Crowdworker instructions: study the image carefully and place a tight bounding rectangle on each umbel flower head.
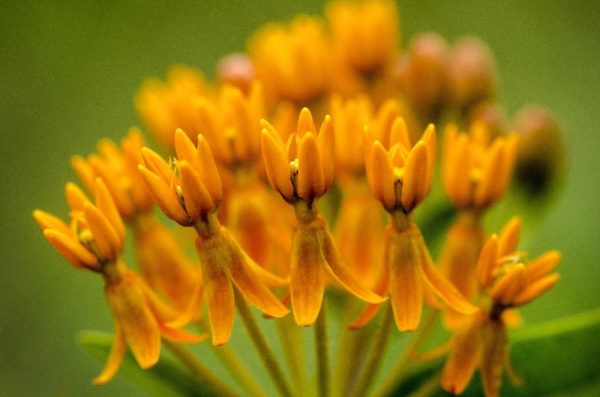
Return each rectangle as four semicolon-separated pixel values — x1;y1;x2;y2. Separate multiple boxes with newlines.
33;179;203;384
140;129;289;345
262;107;386;326
441;217;561;397
352;120;477;331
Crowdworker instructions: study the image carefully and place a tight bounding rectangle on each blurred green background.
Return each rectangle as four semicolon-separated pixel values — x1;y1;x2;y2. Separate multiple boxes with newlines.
1;1;599;395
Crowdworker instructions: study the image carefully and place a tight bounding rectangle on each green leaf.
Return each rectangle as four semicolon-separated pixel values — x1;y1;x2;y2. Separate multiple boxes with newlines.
388;309;600;396
78;330;219;397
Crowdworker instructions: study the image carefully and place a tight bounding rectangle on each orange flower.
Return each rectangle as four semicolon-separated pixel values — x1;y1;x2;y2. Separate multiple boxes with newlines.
326;0;398;76
441;217;561;396
353;121;477;331
261;108;386;326
72;130;200;314
249;16;330;104
135;65;207;149
140;130;289;345
33;179;203;384
442;122;518;210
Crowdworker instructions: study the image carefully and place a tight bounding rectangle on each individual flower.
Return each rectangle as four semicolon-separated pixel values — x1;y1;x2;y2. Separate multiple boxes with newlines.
139;129;289;345
326;0;398;77
33;179;202;384
261;107;386;326
249;16;330;105
442;122;518;211
352;119;477;331
441;217;561;396
135;65;207;149
71;129;200;314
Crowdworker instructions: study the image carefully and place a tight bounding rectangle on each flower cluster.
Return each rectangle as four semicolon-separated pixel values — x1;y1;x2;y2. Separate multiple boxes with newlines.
34;1;563;396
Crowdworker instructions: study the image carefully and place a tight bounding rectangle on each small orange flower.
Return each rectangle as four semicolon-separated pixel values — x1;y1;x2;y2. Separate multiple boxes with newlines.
442;122;518;210
135;65;207;149
72;129;200;314
249;17;330;104
353;121;477;331
33;179;203;384
140;130;289;345
326;0;398;76
261;108;386;326
441;217;561;396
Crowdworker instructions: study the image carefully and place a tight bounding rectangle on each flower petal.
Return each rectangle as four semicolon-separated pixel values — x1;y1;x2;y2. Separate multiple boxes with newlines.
195;235;235;346
370;141;396;210
179;160;215;220
93;324;126;385
290;223;326;326
297;132;325;201
481;321;508;397
476;234;499;288
320;224;387;304
513;273;560;306
317;115;334;189
441;316;482;394
497;217;521;258
84;202;120;261
523;250;560;285
401;140;428;212
43;229;98;269
138;165;191;225
196;135;223;203
388;227;424;331
261;129;294;200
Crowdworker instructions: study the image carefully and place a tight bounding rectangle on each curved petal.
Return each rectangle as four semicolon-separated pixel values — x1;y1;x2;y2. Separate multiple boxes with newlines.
93;325;126;385
441;317;482;394
319;221;387;304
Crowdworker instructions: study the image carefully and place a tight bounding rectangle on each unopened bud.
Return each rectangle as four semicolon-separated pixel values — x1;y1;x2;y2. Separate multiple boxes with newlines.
216;53;255;93
448;37;497;110
513;105;566;197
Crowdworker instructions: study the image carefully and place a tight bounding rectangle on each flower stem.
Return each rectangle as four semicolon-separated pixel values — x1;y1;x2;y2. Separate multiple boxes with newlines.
276;314;305;390
315;303;330;397
349;304;394;397
372;310;439;397
164;340;241;397
195;320;268;397
235;292;293;397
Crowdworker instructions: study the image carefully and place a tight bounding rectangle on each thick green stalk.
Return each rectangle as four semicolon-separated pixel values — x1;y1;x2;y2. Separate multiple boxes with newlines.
315;304;330;397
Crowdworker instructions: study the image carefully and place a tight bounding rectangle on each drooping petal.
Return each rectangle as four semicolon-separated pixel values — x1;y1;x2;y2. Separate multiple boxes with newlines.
417;232;477;314
290;222;326;326
388;226;424;331
320;222;386;304
159;323;207;344
229;241;289;318
93;325;126;385
441;315;483;394
105;272;161;369
195;235;235;346
480;321;508;397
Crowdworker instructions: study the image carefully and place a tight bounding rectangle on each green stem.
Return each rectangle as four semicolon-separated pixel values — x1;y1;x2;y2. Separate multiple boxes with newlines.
332;302;371;397
195;321;268;397
235;292;293;397
164;340;241;397
276;314;305;390
349;304;394;397
372;310;439;397
315;304;330;397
